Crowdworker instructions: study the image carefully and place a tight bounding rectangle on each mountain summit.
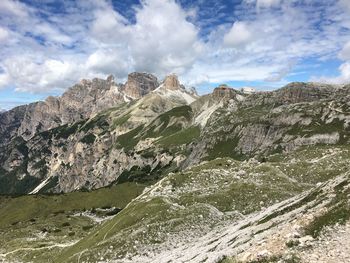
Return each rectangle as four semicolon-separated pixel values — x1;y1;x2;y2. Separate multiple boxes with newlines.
162;73;182;90
122;72;159;99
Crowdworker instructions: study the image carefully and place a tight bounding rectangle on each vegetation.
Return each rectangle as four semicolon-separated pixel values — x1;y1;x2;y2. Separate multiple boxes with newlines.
80;133;96;144
115;125;144;151
0;182;145;228
157;126;200;147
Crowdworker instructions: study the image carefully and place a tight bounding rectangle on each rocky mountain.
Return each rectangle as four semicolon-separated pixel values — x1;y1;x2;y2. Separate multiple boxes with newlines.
122;72;159;99
0;76;350;263
0;73;198;194
1;80;350;195
0;72;158;146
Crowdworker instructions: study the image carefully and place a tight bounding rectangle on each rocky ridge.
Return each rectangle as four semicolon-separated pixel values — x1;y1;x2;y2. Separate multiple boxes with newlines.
0;72;160;146
0;73;198;194
1;79;350;195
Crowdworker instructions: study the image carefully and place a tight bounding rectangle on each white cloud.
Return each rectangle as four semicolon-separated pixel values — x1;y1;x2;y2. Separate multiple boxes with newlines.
34;23;73;45
223;22;253;47
0;0;29;18
86;48;131;77
0;73;10;88
339;0;350;12
315;62;350;84
0;27;9;42
339;41;350;61
257;0;282;8
91;4;129;42
129;0;203;75
1;56;83;93
0;0;204;92
0;0;349;96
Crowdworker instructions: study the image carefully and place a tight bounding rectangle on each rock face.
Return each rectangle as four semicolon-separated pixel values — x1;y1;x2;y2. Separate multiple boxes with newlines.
0;105;27;147
162;74;181;90
212;85;238;99
274;82;335;104
1;79;350;195
123;72;159;98
47;145;350;263
0;74;160;145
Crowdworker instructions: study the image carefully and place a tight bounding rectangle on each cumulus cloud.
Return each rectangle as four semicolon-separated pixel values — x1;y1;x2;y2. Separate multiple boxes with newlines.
339;41;350;61
223;22;253;47
0;27;9;42
316;62;350;84
0;0;204;92
86;48;131;77
0;0;349;95
256;0;281;8
129;0;203;75
1;56;83;92
0;0;29;18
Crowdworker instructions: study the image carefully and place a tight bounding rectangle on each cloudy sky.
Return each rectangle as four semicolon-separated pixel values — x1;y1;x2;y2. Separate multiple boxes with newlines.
0;0;350;110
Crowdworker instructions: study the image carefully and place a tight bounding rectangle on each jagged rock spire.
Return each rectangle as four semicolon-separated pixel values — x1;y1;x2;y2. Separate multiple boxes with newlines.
162;74;181;90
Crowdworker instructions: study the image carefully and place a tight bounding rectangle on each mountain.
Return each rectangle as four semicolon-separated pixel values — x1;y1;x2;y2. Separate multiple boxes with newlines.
0;76;350;263
0;73;158;146
1;81;350;194
0;73;198;194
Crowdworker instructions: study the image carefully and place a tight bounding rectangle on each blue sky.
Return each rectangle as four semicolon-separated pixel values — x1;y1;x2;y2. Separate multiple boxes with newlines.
0;0;350;110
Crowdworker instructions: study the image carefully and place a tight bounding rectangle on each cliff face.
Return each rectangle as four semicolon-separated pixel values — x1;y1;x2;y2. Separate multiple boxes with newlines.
162;74;182;90
1;79;350;195
212;85;238;99
122;72;159;98
0;73;198;194
0;73;160;145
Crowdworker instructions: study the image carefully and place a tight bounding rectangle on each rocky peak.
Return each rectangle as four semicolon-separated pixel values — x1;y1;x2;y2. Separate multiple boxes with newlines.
123;72;159;99
212;84;238;99
106;74;115;85
275;82;334;103
187;87;199;97
162;74;182;90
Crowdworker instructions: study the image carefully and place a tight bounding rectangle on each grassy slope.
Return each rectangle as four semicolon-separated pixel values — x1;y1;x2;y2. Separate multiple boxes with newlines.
0;182;145;263
0;182;145;228
54;145;350;263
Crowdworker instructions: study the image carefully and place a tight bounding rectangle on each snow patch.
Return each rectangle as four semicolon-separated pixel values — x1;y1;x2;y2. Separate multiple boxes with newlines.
29;176;52;194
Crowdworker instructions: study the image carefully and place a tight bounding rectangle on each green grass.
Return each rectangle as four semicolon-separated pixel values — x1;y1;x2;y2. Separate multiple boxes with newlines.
111;114;130;129
304;178;350;237
115;125;144;151
205;136;244;161
0;182;145;228
305;202;350;238
80;133;96;144
157;126;200;147
144;105;193;138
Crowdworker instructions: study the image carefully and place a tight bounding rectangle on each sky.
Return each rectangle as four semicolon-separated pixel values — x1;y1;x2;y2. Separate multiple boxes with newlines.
0;0;350;110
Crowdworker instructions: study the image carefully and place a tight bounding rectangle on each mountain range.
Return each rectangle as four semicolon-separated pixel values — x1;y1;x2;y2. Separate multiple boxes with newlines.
0;73;350;263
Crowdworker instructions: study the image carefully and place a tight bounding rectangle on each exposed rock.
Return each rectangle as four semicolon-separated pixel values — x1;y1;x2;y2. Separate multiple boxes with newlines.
241;87;256;94
274;82;335;103
2;79;350;195
162;74;182;90
212;85;238;99
0;105;27;147
0;74;160;146
123;72;159;98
